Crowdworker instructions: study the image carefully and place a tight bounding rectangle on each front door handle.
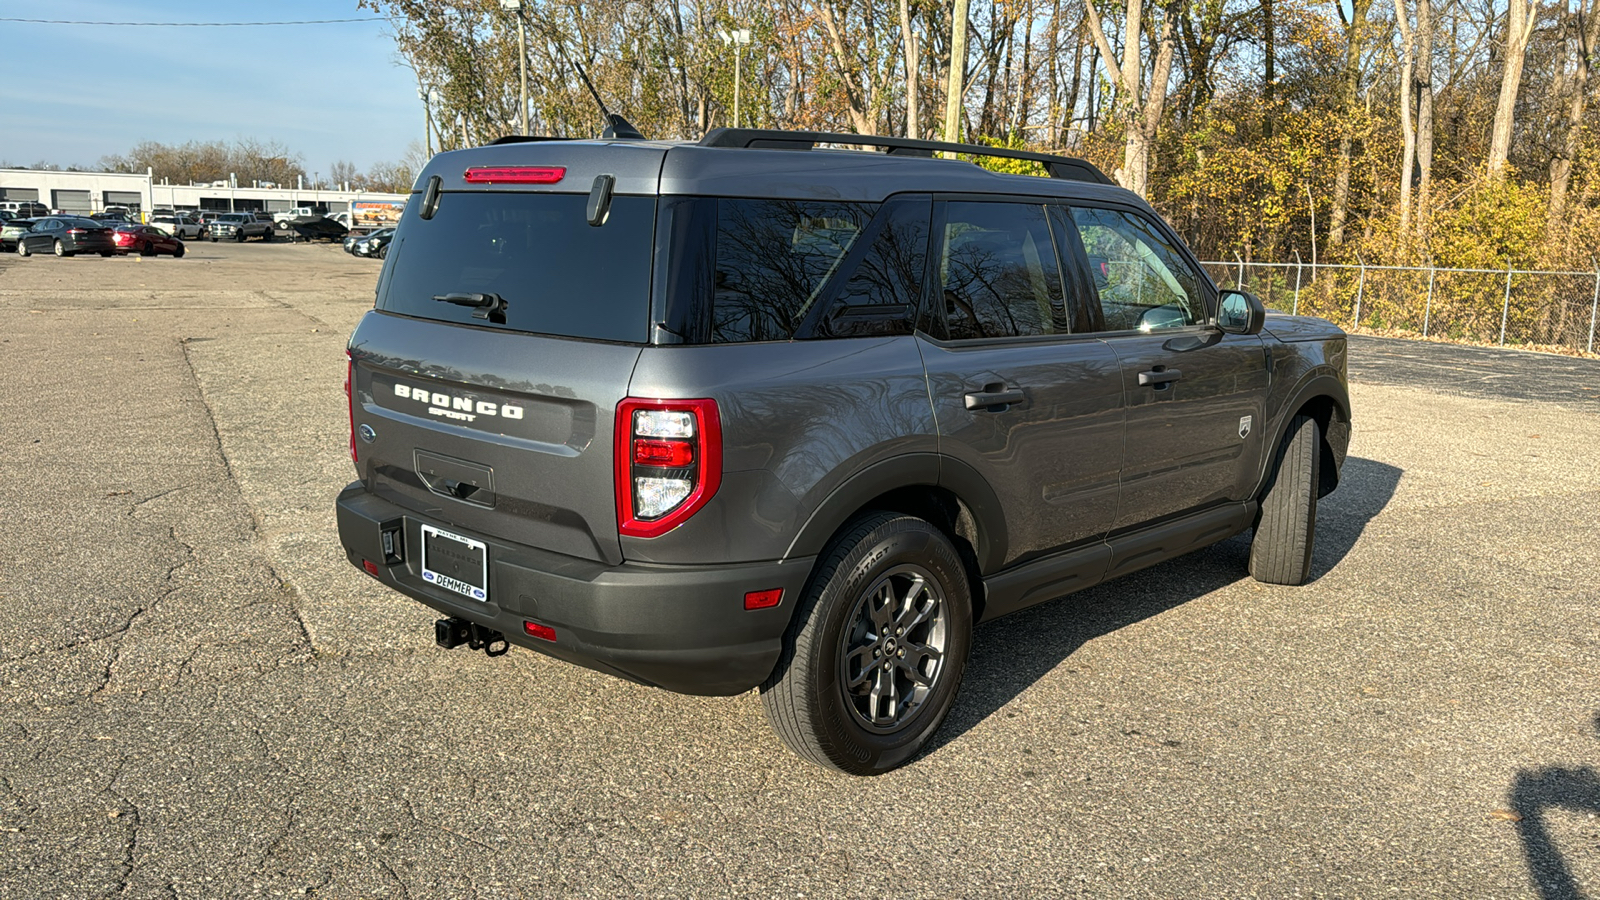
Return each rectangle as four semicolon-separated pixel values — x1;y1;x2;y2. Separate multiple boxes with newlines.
1137;368;1182;387
964;386;1026;410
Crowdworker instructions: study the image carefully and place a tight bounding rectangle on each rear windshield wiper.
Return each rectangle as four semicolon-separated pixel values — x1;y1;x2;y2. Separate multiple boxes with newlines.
434;292;508;321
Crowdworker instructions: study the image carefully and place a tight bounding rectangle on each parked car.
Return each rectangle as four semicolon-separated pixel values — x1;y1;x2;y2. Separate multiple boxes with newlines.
335;127;1352;775
207;212;273;242
351;227;395;258
91;212;131;224
15;217;116;257
0;200;48;218
112;224;185;257
149;215;203;239
342;232;360;254
0;217;35;251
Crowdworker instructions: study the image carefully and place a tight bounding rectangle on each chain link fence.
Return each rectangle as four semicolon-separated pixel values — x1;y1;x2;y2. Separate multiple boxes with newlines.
1201;258;1600;355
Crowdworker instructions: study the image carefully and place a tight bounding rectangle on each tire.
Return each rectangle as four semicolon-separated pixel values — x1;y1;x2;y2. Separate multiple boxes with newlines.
54;239;68;257
173;244;185;258
139;241;155;257
235;231;246;242
1249;414;1322;585
261;228;272;242
17;240;30;257
377;243;388;259
760;512;973;775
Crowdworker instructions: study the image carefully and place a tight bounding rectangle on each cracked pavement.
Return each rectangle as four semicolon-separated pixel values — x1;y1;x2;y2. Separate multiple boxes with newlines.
0;242;1597;898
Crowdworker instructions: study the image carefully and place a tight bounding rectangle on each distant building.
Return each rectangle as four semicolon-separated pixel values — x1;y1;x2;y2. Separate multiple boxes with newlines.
0;167;406;217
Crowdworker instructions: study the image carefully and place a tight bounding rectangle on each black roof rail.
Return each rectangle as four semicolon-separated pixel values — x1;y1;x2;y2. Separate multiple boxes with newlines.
489;135;578;145
699;128;1115;186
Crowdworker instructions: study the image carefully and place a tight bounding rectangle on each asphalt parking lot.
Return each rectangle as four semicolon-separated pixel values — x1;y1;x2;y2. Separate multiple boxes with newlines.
1;243;1596;898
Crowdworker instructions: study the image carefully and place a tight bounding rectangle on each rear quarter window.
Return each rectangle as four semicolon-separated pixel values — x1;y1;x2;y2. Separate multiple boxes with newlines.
377;191;655;344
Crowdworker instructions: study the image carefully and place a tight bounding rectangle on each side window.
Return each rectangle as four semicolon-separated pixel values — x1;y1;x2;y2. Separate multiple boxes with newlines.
1069;207;1207;332
818;195;931;338
938;201;1068;340
711;199;875;343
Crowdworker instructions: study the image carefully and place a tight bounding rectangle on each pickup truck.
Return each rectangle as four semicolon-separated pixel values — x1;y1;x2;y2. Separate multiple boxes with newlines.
273;207;324;229
206;213;274;242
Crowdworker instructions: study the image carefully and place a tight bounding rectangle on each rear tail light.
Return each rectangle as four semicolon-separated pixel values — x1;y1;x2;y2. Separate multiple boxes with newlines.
523;621;557;642
68;228;85;235
345;352;358;464
615;398;721;538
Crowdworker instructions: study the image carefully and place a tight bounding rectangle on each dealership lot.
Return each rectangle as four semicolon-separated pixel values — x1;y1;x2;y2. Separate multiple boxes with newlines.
0;244;1596;897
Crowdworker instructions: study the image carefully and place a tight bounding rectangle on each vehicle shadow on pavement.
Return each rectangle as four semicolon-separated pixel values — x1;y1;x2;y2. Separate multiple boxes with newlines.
1310;456;1403;579
1508;713;1600;900
928;455;1402;755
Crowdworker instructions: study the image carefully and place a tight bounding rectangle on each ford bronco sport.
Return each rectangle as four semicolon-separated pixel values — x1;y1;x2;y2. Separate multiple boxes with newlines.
336;128;1350;775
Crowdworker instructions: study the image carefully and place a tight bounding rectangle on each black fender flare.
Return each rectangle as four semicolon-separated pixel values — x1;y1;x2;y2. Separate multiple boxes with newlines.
1252;371;1350;499
783;453;1010;575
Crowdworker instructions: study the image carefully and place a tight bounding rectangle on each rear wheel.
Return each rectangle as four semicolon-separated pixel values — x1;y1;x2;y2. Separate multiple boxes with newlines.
17;240;30;257
761;512;972;775
1249;414;1322;585
139;240;155;256
54;240;70;257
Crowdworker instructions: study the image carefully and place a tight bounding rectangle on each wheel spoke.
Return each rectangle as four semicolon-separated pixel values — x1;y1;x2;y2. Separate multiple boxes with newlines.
844;644;876;689
868;666;898;723
868;582;895;630
900;643;943;687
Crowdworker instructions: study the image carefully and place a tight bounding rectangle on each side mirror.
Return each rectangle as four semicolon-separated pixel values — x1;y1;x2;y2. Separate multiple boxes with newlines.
1217;289;1266;335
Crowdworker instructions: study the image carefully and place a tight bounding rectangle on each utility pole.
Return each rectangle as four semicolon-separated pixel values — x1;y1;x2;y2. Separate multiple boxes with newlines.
719;28;752;127
500;0;530;136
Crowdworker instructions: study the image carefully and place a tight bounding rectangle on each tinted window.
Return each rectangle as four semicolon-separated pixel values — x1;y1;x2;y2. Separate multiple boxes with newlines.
937;201;1067;340
710;199;874;343
377;191;655;343
817;196;931;339
1070;207;1207;331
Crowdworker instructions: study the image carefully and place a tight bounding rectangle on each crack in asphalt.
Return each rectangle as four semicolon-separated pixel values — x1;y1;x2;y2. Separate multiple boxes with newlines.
178;337;318;657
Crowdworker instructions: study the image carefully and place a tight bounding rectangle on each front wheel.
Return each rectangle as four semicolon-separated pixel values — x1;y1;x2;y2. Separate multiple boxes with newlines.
173;244;185;258
761;512;972;775
1249;414;1322;585
261;228;272;242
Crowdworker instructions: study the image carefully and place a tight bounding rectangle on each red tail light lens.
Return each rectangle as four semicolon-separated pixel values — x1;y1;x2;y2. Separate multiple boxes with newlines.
463;166;565;184
615;398;721;538
523;621;557;642
345;352;358;464
68;228;85;235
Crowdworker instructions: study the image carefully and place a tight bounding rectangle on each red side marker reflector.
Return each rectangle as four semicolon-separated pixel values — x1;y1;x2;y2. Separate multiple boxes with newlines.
744;589;783;611
362;559;380;577
524;621;557;642
463;166;566;184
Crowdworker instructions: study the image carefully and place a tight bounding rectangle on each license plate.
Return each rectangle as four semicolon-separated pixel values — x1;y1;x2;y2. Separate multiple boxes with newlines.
419;524;488;602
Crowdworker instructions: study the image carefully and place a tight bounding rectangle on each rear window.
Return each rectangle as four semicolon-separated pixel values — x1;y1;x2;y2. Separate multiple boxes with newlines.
377;192;655;344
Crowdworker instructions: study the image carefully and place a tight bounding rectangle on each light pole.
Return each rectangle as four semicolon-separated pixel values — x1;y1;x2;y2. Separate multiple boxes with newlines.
500;0;530;136
718;28;752;128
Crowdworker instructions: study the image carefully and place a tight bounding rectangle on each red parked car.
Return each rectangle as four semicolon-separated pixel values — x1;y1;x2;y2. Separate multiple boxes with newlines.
113;224;185;257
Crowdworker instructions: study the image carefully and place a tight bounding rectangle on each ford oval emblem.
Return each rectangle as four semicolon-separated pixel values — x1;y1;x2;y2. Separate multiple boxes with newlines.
358;424;377;443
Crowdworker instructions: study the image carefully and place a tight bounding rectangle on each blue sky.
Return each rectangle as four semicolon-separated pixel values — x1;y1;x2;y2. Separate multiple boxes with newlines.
0;1;424;176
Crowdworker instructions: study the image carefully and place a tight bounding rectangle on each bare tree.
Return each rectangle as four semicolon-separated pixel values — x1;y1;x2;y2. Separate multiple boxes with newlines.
1083;0;1179;196
1548;0;1600;222
1487;0;1538;176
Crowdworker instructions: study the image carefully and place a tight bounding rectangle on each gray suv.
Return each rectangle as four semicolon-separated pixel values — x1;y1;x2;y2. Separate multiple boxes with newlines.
337;128;1351;774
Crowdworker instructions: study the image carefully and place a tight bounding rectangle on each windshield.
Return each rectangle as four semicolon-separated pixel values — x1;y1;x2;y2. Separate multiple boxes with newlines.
376;191;655;344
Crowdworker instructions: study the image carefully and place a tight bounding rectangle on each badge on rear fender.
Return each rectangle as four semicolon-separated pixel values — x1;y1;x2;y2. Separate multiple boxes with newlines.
1239;415;1253;439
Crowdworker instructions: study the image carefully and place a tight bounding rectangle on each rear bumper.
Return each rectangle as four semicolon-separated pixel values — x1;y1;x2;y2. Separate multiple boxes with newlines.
336;482;813;695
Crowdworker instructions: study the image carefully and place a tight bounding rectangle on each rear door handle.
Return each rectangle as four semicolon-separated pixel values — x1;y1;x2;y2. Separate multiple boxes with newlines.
1137;368;1182;387
964;387;1026;410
